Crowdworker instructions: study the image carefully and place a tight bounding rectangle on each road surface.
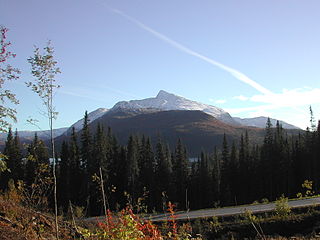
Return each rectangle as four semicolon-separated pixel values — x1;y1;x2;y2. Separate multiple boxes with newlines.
145;197;320;222
84;197;320;223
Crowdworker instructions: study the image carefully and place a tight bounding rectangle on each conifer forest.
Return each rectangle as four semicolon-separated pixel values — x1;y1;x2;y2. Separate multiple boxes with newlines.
1;111;320;217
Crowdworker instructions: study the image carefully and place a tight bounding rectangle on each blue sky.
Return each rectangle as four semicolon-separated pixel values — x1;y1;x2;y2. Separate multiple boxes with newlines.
1;0;320;130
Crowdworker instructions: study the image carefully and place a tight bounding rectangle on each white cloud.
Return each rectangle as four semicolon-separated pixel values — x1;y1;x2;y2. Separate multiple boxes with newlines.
227;87;320;129
233;95;249;101
215;99;227;104
250;88;320;106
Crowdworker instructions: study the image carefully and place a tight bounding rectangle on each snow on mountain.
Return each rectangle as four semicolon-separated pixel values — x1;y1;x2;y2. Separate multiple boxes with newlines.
233;116;300;129
69;108;109;131
111;90;238;125
0;92;301;145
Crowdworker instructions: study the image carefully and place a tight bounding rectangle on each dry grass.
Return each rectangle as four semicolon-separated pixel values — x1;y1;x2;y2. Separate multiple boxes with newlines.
0;190;80;240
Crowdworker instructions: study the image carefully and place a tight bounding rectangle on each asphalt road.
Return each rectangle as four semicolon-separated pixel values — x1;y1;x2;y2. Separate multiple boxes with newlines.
145;197;320;222
84;197;320;223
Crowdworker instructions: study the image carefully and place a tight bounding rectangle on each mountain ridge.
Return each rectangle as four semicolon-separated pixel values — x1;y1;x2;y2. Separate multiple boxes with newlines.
0;90;300;143
111;90;239;126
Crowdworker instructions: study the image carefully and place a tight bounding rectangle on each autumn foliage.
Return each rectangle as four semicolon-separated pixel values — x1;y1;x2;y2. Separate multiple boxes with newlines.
81;202;198;240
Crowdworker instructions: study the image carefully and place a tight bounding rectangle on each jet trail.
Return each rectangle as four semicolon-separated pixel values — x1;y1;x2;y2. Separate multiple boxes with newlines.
109;7;273;95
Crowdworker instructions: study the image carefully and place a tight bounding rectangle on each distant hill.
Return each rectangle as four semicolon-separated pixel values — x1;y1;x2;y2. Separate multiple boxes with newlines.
0;127;68;142
233;116;300;129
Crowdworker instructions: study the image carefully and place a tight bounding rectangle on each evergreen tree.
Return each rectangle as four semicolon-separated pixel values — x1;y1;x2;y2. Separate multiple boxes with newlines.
25;133;49;186
238;134;247;203
261;117;275;200
110;145;126;210
198;151;212;208
138;136;155;210
58;140;70;212
229;141;238;205
126;135;140;201
172;139;189;209
155;138;173;210
220;134;231;205
81;111;92;171
13;129;23;178
80;111;93;214
90;123;109;215
211;146;221;205
93;123;108;174
1;128;22;189
68;127;82;206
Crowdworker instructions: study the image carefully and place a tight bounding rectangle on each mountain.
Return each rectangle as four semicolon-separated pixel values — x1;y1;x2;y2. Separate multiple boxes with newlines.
0;90;300;149
111;90;239;125
56;109;267;156
0;127;68;142
233;116;300;129
64;108;109;134
59;108;303;156
110;90;299;129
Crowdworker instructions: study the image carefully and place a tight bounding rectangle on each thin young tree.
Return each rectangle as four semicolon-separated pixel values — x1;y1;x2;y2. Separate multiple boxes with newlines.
26;41;61;239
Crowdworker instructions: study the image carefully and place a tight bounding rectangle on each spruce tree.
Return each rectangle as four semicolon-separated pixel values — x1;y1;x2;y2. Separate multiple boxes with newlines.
80;110;93;214
198;151;212;208
25;133;49;186
238;134;247;203
172;138;189;209
13;129;23;179
1;128;18;189
68;127;82;206
90;123;108;215
261;117;275;200
155;138;173;210
229;141;238;205
211;146;221;205
126;135;140;202
59;140;70;212
220;134;231;205
138;136;155;210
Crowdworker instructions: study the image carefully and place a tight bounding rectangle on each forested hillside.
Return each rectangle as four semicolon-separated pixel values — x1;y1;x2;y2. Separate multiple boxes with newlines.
1;112;319;217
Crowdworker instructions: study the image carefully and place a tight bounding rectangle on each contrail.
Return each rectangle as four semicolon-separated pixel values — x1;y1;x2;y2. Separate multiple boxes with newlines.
108;7;273;95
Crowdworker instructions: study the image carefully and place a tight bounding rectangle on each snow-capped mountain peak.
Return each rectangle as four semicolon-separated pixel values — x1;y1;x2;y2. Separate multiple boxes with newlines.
70;108;109;131
156;90;180;100
111;90;237;125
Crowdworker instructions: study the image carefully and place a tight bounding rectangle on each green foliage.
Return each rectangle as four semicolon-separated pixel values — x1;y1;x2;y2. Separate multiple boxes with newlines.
243;209;258;224
302;180;314;197
274;195;291;218
18;163;53;210
1;128;22;188
0;153;9;173
172;139;189;209
296;180;315;199
26;41;60;116
209;216;221;233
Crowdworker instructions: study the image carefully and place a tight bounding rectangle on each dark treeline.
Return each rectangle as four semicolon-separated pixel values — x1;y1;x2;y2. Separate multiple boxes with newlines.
1;112;320;217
